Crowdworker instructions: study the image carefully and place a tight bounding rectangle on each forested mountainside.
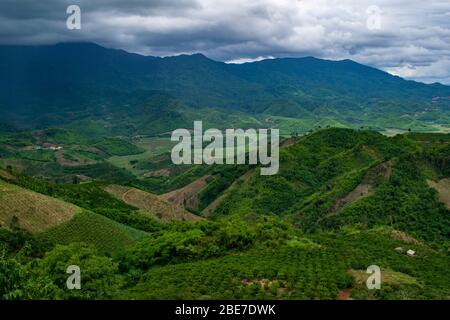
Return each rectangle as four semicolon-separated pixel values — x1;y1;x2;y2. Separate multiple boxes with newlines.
1;43;450;134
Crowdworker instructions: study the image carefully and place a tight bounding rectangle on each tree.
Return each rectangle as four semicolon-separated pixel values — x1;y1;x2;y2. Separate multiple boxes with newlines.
24;243;122;299
9;216;20;231
72;175;80;184
0;247;24;299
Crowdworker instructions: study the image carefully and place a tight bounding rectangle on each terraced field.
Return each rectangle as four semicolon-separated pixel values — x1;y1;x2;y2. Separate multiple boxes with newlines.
105;184;201;222
0;179;79;233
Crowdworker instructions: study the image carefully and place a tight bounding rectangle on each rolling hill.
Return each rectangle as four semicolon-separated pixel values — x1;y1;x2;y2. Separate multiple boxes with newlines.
0;175;147;252
213;128;450;241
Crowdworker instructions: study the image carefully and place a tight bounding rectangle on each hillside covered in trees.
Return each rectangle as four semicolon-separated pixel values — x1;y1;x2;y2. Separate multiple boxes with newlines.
0;128;449;300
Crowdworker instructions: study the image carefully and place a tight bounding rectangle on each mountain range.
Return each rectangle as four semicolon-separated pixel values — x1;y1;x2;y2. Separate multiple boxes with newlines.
1;42;450;134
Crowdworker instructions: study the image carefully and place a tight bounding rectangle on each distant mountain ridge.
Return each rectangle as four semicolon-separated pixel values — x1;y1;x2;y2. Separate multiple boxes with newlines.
0;42;449;131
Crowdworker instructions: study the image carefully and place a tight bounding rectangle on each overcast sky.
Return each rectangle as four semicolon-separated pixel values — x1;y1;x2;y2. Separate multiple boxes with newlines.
1;0;450;84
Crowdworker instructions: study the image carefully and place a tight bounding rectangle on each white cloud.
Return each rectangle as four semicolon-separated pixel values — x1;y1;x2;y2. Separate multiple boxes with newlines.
225;56;275;64
387;59;450;84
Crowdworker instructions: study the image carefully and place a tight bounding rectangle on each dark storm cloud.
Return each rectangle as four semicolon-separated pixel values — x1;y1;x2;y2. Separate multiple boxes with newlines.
0;0;198;19
1;0;450;83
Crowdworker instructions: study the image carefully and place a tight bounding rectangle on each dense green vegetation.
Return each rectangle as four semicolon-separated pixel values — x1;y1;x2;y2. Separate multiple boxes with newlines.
93;138;144;156
42;210;147;253
1;128;449;300
322;156;450;242
1;217;449;300
123;226;450;300
215;129;450;242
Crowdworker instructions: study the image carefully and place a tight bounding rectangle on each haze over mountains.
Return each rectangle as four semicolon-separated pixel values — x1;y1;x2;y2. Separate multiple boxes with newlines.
1;42;450;134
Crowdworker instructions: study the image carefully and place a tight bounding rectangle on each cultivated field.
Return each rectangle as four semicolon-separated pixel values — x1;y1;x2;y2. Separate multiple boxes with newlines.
105;184;201;222
161;175;211;209
107;137;175;177
43;210;147;253
0;179;79;233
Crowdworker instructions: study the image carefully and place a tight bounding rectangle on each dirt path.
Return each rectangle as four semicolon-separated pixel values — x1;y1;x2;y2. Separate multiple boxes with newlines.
326;161;392;215
427;178;450;209
201;192;227;217
280;137;298;147
55;150;96;167
337;289;352;300
121;188;134;203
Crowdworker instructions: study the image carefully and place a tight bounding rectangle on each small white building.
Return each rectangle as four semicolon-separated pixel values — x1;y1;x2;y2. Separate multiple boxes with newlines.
406;249;416;257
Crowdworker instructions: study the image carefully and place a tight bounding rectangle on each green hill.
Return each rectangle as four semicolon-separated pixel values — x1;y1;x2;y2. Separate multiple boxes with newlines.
214;128;450;241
